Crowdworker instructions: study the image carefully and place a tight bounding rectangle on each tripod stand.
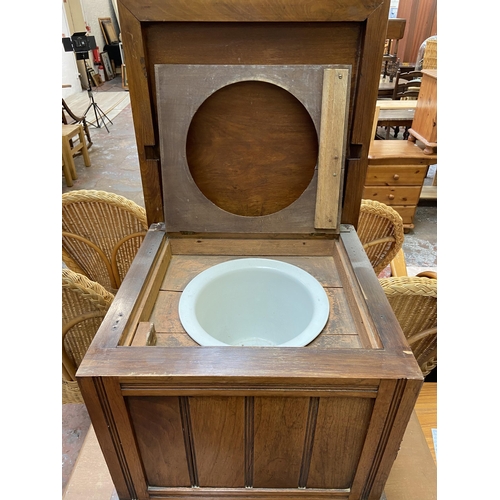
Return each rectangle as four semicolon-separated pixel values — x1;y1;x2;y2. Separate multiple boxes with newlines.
83;60;113;132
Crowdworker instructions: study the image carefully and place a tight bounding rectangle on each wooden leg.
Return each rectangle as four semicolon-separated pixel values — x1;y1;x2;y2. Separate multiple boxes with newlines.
62;137;77;186
83;120;92;147
62;157;73;187
78;127;91;167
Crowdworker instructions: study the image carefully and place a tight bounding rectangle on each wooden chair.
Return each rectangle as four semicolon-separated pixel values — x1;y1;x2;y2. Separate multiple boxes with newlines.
376;70;422;139
62;98;92;148
379;274;437;377
382;18;407;81
62;124;91;187
62;268;114;404
392;70;423;100
357;199;405;275
62;190;148;293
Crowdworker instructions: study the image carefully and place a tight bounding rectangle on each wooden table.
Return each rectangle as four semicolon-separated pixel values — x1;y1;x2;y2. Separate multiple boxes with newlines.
377;108;415;139
378;75;407;98
63;383;437;500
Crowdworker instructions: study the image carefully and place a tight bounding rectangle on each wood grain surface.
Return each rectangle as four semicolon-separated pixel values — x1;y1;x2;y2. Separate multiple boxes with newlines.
186;80;318;217
414;382;437;464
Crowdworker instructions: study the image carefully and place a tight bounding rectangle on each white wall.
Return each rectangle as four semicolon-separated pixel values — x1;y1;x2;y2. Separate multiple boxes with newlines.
62;3;83;98
389;0;400;18
61;0;119;98
80;0;120;54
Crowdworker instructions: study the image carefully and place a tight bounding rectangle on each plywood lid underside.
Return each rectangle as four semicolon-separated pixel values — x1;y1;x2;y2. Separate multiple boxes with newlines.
155;64;350;235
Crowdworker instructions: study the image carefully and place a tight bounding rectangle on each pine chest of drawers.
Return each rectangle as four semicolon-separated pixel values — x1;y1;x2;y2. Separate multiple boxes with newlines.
364;140;437;231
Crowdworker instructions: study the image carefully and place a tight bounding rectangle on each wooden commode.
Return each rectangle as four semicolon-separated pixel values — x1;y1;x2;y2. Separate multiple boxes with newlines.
77;2;424;500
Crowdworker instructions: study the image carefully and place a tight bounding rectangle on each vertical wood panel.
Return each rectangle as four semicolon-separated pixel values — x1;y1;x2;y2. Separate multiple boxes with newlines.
189;396;246;487
315;68;349;229
343;1;390;226
127;396;191;487
102;379;149;499
253;397;309;488
78;377;132;499
117;3;164;225
307;397;374;489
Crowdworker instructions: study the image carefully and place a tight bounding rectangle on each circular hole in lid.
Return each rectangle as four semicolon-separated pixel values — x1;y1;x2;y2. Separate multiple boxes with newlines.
186;80;318;217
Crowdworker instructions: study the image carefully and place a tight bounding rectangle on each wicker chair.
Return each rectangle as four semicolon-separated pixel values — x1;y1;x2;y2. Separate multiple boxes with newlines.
62;268;114;404
357;199;405;275
379;275;437;376
62;190;148;293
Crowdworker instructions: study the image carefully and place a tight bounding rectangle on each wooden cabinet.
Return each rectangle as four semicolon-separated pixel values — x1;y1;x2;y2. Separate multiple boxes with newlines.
365;140;437;231
77;2;424;500
408;69;437;154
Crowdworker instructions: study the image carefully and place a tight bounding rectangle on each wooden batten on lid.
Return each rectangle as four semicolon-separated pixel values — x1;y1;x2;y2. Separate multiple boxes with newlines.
155;64;351;236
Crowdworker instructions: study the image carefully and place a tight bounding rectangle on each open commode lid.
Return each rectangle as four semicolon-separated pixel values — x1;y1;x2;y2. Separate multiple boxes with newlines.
155;64;351;236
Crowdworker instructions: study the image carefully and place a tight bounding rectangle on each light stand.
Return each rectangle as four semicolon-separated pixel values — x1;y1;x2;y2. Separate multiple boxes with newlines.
82;60;113;132
62;32;113;132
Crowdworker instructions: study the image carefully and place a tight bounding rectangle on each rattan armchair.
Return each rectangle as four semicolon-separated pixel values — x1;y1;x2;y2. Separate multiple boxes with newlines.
62;190;148;293
62;268;114;404
379;275;437;376
357;199;405;275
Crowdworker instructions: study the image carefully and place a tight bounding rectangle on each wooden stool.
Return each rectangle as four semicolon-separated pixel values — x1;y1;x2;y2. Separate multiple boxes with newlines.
62;124;91;187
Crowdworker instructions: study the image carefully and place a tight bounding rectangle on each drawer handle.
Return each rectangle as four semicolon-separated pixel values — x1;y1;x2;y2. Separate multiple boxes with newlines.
393;174;400;180
388;194;395;200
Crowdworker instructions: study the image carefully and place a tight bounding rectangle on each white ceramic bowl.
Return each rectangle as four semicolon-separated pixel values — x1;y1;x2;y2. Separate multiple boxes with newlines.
178;258;329;346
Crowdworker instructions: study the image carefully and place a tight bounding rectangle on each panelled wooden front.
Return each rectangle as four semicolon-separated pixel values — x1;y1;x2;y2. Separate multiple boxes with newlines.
308;397;374;489
126;394;375;491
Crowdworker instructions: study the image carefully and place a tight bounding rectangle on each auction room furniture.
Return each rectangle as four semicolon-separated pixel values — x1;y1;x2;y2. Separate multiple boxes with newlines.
392;70;422;99
366;99;436;232
75;1;427;499
375;99;417;140
62;124;91;187
376;72;421;138
357;199;405;275
365;140;436;231
117;0;394;227
62;98;92;148
378;74;404;99
62;268;114;404
62;190;148;293
377;108;414;139
408;69;437;154
379;275;437;377
63;386;437;499
382;18;406;80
